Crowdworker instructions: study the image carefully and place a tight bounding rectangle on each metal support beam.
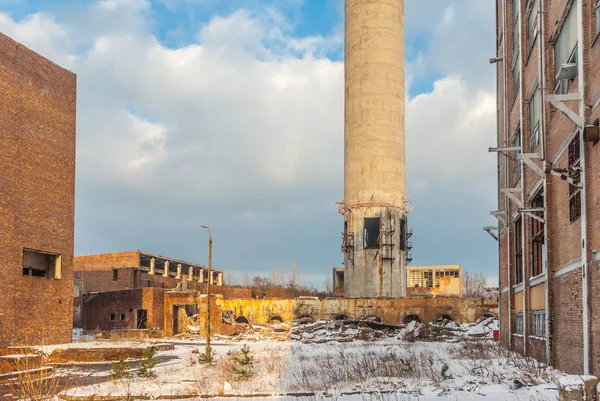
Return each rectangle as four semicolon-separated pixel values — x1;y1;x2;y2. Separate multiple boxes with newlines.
546;95;583;127
520;153;545;178
548;168;582;189
518;207;546;223
483;226;499;241
489;146;522;152
501;188;524;207
491;211;506;225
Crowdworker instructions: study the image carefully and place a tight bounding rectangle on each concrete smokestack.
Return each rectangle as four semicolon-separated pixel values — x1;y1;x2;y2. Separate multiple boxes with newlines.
341;0;408;298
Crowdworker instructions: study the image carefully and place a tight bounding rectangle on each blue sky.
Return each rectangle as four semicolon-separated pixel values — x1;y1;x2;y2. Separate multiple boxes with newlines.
0;0;499;288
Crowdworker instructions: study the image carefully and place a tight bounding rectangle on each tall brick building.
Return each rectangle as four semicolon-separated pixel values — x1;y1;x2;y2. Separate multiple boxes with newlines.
492;0;600;375
0;33;76;346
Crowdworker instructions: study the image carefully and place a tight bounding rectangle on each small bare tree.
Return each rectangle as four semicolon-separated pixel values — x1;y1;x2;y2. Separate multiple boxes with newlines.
462;272;487;298
325;275;333;297
288;263;299;298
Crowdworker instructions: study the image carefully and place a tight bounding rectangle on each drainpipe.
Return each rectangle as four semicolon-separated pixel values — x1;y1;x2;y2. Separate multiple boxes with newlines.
575;0;589;376
502;0;513;348
517;0;527;356
537;0;551;366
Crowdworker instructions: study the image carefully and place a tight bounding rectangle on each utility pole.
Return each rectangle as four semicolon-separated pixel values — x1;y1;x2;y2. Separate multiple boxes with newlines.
201;225;212;362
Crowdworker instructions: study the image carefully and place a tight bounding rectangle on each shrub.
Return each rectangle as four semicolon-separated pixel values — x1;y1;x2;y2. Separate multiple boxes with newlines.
227;345;255;380
137;347;159;378
111;356;131;380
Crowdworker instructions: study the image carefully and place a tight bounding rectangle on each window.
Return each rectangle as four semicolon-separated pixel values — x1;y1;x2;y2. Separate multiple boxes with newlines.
408;270;434;288
568;135;581;223
22;248;62;279
363;218;380;249
435;270;459;278
531;191;545;277
423;270;433;288
532;310;545;336
529;89;540;151
513;127;522;183
512;0;521;98
554;4;578;92
112;269;119;281
596;1;600;37
110;313;116;321
400;218;407;252
514;217;523;284
120;314;126;321
528;0;539;51
515;313;524;334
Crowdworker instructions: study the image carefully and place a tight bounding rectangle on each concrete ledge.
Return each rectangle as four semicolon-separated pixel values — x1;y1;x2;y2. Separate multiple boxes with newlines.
557;375;598;401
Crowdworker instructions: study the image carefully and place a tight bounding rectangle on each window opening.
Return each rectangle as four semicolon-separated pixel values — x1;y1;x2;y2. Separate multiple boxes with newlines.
514;217;523;284
532;310;546;336
22;248;61;279
531;192;545;277
363;218;380;249
113;269;119;281
568;135;581;223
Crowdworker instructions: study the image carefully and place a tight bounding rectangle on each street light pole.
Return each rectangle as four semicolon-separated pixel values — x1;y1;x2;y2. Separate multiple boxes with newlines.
201;225;212;362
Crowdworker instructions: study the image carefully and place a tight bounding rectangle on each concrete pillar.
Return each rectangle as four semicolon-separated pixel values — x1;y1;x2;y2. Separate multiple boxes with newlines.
149;258;155;275
198;269;204;283
210;272;214;285
176;264;182;279
163;261;169;278
343;0;407;298
188;267;194;281
557;375;598;401
217;272;223;286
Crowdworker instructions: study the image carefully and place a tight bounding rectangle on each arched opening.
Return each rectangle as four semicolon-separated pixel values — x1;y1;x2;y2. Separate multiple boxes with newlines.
269;316;283;324
296;315;314;324
235;316;249;324
403;315;421;324
333;314;348;321
438;314;453;322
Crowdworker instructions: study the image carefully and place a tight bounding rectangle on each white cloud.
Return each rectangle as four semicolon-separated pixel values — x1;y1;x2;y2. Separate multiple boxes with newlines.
0;1;498;282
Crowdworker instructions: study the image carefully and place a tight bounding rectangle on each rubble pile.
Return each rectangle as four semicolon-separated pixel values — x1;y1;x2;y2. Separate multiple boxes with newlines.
223;323;292;342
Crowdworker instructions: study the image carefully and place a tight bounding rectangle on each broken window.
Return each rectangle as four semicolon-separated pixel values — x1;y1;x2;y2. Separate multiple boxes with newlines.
423;270;434;288
531;310;545;337
120;314;126;321
363;218;380;249
112;269;119;281
568;135;581;223
399;218;407;252
514;217;523;284
531;191;545;277
22;248;61;279
554;4;578;93
513;127;522;184
515;312;524;334
110;313;116;321
529;88;540;151
408;271;423;287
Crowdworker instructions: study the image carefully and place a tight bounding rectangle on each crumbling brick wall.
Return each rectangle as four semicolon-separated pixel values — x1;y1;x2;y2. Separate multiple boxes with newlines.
0;33;76;346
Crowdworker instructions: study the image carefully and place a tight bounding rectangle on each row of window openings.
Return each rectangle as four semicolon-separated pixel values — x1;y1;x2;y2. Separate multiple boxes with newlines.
112;268;217;282
514;311;545;337
110;313;127;321
510;1;586;97
512;191;545;284
408;270;460;288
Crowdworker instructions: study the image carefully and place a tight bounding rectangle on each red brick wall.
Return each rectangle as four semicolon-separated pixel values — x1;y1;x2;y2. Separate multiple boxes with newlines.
82;290;144;331
0;33;76;346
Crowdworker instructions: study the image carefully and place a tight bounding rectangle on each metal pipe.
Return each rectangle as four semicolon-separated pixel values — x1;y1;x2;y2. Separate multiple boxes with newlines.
201;225;213;363
537;0;552;367
516;0;527;355
502;0;513;348
575;0;589;375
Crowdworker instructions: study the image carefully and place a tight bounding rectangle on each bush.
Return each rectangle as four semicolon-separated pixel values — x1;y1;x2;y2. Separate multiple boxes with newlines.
111;356;131;380
137;347;159;378
198;346;217;365
227;345;255;380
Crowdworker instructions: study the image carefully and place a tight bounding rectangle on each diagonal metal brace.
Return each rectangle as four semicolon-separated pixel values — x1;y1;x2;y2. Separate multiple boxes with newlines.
483;226;499;241
546;94;583;127
518;207;545;223
520;153;545;178
501;188;524;207
491;211;506;225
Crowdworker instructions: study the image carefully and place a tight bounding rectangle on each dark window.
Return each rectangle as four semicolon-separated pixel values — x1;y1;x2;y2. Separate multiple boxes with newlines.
110;313;116;321
513;127;522;184
529;90;540;151
400;218;407;252
531;192;545;277
515;312;524;334
136;309;148;329
568;135;581;223
532;310;546;336
112;269;119;281
514;217;523;284
22;249;60;279
120;314;126;321
363;218;380;249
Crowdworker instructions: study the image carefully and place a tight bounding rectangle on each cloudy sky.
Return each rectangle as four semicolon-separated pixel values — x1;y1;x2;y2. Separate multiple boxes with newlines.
1;0;499;288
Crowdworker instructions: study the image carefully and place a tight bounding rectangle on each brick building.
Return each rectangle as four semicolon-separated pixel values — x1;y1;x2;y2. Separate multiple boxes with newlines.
0;33;76;346
73;251;251;332
491;0;600;375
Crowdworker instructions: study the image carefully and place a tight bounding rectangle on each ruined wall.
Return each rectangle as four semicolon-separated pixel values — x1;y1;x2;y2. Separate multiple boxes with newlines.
0;33;76;346
217;297;498;326
74;252;140;272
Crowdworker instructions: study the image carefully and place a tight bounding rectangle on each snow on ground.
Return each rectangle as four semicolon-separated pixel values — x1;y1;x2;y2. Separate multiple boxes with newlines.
60;319;561;400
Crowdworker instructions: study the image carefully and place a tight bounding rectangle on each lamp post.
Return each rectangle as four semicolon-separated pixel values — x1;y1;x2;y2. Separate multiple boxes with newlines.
201;225;212;362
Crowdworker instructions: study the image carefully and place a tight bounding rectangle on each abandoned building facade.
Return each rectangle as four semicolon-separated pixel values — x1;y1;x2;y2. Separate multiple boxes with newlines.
340;0;410;298
73;251;251;332
0;33;77;346
493;0;600;375
406;265;463;297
